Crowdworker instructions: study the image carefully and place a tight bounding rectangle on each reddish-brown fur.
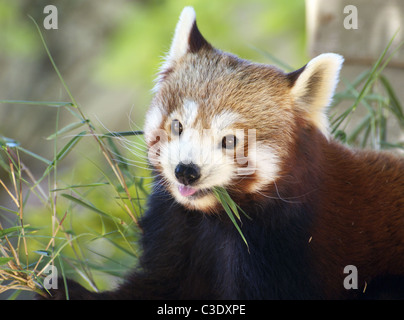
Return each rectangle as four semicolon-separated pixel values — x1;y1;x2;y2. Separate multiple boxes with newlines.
277;124;404;298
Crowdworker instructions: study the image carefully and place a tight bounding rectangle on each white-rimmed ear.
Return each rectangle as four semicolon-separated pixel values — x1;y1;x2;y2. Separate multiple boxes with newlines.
153;7;211;92
165;7;211;67
288;53;344;137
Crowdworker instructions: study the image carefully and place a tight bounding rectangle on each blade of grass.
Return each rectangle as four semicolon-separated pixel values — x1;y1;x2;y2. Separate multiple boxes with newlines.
379;75;404;127
0;225;33;238
15;146;52;166
347;114;371;145
0;205;19;215
0;100;73;107
380;141;404;150
29;16;81;113
50;182;109;192
349;30;400;114
212;187;249;249
41;131;86;180
60;193;121;224
46;120;89;140
102;131;144;138
0;257;14;266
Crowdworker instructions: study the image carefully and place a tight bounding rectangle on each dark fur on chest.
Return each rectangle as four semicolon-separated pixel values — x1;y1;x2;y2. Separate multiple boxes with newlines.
132;185;319;299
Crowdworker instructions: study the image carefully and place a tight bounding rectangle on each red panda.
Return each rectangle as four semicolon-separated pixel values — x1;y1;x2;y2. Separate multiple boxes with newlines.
42;7;404;300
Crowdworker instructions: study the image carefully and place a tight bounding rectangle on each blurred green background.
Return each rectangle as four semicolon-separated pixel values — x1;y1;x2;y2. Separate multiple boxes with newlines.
0;0;306;298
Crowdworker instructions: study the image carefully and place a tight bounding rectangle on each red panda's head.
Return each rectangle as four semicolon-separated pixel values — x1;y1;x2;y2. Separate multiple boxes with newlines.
144;7;343;213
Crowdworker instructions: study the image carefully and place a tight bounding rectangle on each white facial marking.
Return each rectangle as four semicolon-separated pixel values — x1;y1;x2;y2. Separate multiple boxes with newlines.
148;103;281;210
210;110;240;134
144;105;164;145
247;142;280;192
182;100;199;127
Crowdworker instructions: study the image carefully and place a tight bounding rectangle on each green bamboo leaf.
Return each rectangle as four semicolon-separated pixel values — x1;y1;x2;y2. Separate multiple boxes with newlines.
0;100;73;107
16;146;52;165
42;131;86;178
34;250;52;257
221;195;249;249
379;75;404;127
51;182;109;192
361;124;371;148
380;141;404;150
212;187;249;249
46;120;89;140
102;131;144;138
105;136;129;173
350;30;400;114
0;205;19;216
61;194;119;223
29;16;79;109
347;114;371;145
331;103;355;133
379;113;387;146
0;136;20;148
0;257;13;266
0;225;32;238
349;70;372;88
334;130;347;143
0;226;22;238
91;233;137;258
54;131;86;163
214;187;241;221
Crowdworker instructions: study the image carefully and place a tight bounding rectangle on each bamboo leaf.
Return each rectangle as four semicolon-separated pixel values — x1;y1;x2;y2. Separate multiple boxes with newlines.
0;257;13;266
29;16;79;109
42;131;86;178
34;250;51;257
350;30;400;114
214;187;241;221
221;196;249;249
0;100;73;107
51;182;109;192
380;141;404;150
212;187;249;249
46;120;89;140
379;75;404;127
347;114;371;145
0;225;34;238
0;205;19;215
102;131;144;138
0;136;20;148
61;194;119;223
16;146;52;165
53;131;86;163
0;226;23;238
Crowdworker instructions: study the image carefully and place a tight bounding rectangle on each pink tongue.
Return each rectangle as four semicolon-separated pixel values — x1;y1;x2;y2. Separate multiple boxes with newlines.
178;185;198;197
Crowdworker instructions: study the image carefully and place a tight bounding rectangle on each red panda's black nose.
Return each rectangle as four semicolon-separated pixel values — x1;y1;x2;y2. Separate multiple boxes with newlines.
175;162;201;186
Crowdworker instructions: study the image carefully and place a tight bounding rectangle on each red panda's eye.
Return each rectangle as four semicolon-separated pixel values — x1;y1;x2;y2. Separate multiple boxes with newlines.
222;135;237;149
171;119;183;136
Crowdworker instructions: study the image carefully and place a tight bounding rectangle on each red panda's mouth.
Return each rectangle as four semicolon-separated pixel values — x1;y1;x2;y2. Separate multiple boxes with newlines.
177;184;212;199
178;185;198;197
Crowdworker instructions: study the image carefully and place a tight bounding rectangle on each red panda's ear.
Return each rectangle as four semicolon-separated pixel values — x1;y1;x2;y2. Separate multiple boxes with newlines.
165;7;211;66
288;53;344;138
154;7;211;92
